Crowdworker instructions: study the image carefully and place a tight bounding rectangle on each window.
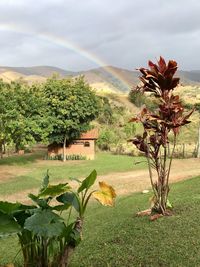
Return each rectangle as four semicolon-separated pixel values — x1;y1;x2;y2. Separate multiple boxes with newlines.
84;141;90;147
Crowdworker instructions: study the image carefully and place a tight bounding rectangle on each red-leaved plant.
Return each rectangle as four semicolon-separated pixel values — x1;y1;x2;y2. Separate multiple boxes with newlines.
130;57;194;215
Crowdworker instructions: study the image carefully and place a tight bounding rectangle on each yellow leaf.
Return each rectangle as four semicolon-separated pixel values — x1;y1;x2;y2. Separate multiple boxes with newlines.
92;181;116;206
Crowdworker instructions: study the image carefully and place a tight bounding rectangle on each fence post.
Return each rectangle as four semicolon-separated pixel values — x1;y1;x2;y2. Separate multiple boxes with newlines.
182;143;185;158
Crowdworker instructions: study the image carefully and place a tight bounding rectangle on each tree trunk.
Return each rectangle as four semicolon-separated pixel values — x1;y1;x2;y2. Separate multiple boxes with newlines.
3;140;6;155
182;143;185;158
63;135;67;162
59;218;83;267
0;141;3;159
15;143;20;153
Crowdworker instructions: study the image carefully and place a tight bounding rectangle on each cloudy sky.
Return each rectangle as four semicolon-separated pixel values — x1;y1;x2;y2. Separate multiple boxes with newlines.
0;0;199;71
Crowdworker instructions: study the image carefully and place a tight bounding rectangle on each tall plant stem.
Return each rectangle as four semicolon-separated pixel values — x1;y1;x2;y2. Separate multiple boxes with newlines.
146;142;157;198
63;135;67;162
67;206;72;225
166;136;177;188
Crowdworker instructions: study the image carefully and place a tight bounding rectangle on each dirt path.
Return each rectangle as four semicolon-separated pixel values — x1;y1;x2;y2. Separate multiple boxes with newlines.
97;158;200;196
0;166;31;182
0;158;200;203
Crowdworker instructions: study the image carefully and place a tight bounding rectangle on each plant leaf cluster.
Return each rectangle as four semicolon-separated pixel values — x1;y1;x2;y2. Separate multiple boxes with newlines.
0;170;116;266
130;57;193;215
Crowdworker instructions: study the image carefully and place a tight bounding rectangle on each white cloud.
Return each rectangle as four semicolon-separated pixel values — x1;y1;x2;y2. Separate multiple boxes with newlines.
0;0;199;70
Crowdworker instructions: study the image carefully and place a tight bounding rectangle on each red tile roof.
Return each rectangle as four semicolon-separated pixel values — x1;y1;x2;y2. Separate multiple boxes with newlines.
79;129;99;140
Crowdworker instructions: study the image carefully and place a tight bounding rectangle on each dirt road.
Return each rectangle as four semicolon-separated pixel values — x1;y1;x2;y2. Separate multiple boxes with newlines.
97;158;200;196
0;158;200;203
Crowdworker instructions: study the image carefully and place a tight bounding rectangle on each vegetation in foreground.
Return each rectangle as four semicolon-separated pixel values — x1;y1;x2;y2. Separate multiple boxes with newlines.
0;170;116;267
1;175;200;266
130;57;193;215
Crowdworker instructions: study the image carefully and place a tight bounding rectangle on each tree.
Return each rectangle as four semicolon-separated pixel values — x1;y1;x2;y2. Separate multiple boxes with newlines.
6;81;47;152
43;76;100;161
0;80;11;157
129;88;158;111
97;128;116;151
97;96;113;125
129;90;146;107
0;80;48;154
130;57;193;216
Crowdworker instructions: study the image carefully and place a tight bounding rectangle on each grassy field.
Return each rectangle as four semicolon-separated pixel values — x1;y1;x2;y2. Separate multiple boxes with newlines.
0;152;146;196
1;175;200;266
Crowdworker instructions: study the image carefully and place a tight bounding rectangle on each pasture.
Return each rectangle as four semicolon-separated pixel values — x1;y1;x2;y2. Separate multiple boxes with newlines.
0;152;200;266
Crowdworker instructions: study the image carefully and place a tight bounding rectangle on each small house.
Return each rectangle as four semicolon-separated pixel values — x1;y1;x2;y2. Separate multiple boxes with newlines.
48;129;99;160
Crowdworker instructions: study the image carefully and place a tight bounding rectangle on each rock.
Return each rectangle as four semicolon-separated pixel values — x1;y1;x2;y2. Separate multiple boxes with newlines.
142;189;149;194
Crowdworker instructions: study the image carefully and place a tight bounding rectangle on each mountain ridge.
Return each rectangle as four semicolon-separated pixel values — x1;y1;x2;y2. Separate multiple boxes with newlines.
0;65;199;93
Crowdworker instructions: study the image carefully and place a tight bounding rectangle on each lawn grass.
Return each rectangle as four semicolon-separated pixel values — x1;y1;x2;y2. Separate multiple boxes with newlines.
1;175;200;266
0;151;44;166
0;152;146;196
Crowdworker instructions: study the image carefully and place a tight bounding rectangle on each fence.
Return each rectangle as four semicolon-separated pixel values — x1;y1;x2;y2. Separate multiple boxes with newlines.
170;143;197;158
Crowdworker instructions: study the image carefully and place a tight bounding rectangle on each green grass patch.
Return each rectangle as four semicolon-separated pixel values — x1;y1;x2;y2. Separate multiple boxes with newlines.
0;153;146;196
1;176;200;266
0;151;45;166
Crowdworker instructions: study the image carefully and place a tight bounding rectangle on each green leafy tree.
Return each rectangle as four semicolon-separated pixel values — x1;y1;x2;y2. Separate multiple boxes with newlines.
97;128;117;150
43;76;100;161
129;90;146;107
0;80;49;154
97;96;113;125
7;82;48;152
129;89;158;111
0;80;11;156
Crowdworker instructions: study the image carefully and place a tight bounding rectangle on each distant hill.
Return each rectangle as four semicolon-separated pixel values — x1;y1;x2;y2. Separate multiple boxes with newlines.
0;65;200;94
0;66;75;77
178;70;200;85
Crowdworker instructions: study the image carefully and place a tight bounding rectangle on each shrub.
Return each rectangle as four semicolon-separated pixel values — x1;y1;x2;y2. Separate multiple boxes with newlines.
44;154;87;161
0;170;116;267
130;57;193;215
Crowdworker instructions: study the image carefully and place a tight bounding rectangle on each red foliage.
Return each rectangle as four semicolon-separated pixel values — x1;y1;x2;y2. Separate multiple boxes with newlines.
130;57;194;215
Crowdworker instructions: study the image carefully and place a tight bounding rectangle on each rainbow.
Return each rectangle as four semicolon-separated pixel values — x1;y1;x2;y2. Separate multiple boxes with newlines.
0;23;131;92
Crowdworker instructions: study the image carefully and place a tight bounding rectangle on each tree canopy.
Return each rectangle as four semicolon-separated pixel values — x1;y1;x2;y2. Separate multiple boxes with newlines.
43;76;100;145
0;76;100;159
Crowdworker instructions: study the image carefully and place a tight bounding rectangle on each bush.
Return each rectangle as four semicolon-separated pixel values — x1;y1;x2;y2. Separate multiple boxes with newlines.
44;154;87;160
129;90;158;111
0;170;116;267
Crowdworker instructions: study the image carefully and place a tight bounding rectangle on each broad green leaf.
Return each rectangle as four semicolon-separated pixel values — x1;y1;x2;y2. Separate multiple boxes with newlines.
0;202;21;214
13;210;31;227
92;181;116;206
40;171;49;192
52;203;71;212
62;223;74;240
57;192;80;212
0;212;21;236
69;228;82;247
78;170;97;193
39;183;71;197
0;201;34;215
28;193;49;208
24;209;65;238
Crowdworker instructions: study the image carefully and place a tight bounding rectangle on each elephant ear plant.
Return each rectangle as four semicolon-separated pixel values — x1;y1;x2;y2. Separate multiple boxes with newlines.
130;57;193;216
0;170;116;267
